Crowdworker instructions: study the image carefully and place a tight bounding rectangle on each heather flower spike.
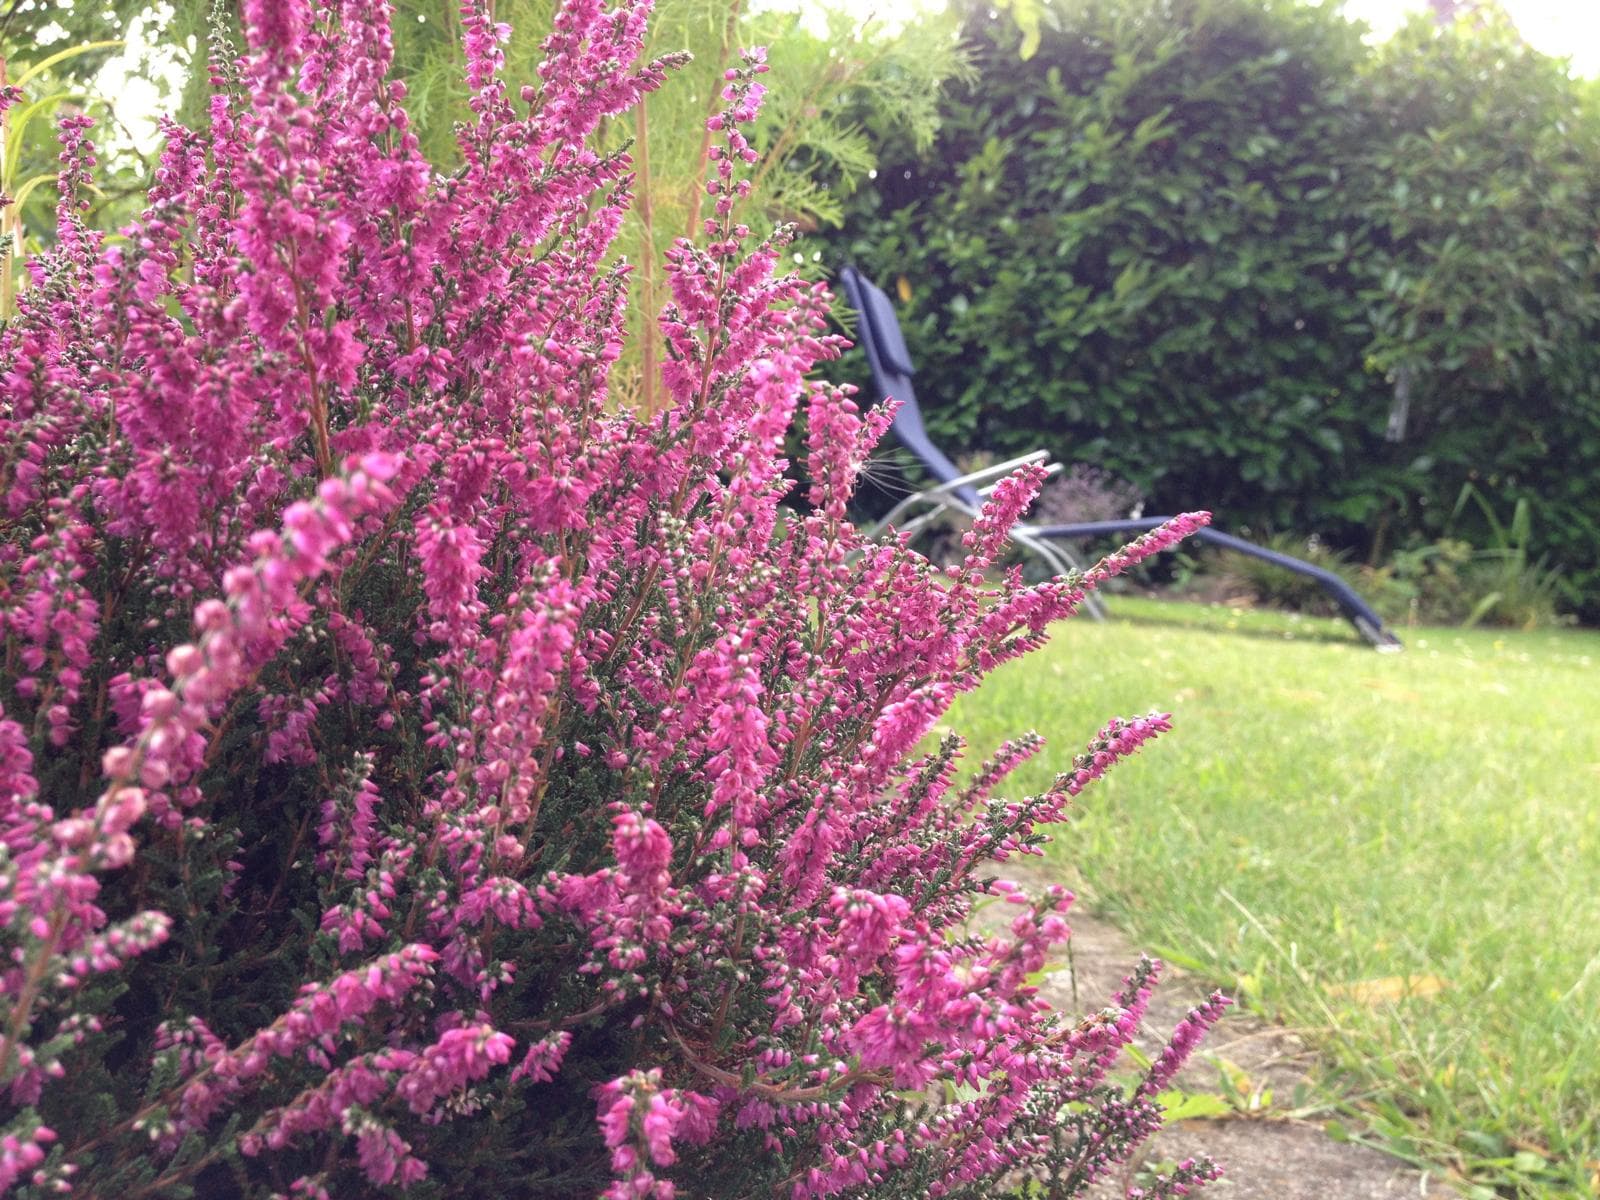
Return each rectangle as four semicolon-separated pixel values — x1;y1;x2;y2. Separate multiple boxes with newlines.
0;1;1217;1195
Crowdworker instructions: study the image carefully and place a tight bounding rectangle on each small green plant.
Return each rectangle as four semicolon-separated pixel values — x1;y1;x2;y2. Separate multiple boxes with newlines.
1207;532;1369;618
1203;507;1572;631
1447;483;1572;630
1374;537;1470;625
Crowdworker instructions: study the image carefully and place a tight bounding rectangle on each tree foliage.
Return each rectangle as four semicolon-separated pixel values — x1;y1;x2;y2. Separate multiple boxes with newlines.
829;0;1600;613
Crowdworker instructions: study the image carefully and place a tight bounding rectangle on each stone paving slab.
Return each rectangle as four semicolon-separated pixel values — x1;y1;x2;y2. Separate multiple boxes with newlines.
980;858;1449;1199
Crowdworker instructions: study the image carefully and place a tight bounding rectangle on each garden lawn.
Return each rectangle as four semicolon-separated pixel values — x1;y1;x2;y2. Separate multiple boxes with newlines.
950;596;1600;1199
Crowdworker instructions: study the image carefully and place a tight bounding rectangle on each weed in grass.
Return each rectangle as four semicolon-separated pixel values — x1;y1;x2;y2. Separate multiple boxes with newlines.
1447;483;1573;630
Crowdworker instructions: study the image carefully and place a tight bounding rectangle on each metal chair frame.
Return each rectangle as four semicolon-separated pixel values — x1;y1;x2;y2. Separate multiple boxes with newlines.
866;449;1110;620
838;265;1401;651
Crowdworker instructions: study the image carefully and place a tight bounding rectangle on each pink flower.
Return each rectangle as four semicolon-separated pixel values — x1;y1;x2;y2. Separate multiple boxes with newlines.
596;1081;637;1151
614;812;673;883
963;461;1050;570
511;1031;572;1086
1062;712;1174;796
1082;512;1212;587
0;4;1219;1194
395;1024;515;1116
1138;992;1233;1097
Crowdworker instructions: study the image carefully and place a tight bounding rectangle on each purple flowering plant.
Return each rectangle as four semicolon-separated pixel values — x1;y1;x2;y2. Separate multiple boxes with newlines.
0;1;1224;1196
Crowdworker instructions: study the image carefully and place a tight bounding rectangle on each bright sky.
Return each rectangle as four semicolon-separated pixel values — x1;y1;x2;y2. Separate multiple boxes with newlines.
1343;0;1600;75
810;0;1600;77
77;0;1598;155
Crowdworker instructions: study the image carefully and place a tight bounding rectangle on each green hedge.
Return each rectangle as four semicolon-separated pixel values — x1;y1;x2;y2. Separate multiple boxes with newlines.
828;0;1600;616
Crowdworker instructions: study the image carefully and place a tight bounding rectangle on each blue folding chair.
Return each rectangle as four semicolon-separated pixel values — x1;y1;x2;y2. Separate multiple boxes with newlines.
839;266;1402;651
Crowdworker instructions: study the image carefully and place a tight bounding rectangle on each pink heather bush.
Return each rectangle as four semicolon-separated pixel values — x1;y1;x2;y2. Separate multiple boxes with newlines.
0;2;1220;1196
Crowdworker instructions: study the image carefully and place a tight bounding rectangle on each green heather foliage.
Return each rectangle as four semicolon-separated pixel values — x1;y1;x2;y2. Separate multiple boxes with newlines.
829;0;1600;617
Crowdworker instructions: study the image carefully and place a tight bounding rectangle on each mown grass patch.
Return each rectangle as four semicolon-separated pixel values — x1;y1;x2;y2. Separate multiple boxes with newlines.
953;596;1600;1198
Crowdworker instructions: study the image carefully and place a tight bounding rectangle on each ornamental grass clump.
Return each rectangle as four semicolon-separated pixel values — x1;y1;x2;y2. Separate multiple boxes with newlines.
0;2;1221;1196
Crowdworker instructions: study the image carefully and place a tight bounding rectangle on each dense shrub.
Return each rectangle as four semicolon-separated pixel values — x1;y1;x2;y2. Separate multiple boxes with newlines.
831;0;1377;523
1348;9;1600;614
829;0;1600;617
0;2;1220;1197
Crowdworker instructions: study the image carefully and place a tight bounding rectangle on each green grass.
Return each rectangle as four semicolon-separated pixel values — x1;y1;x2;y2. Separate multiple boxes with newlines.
949;596;1600;1198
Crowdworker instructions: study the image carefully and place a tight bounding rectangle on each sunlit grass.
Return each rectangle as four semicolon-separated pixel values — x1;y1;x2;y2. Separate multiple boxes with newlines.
951;596;1600;1198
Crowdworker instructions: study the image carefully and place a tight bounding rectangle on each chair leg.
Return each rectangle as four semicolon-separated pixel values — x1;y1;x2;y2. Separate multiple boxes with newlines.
1016;519;1402;649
